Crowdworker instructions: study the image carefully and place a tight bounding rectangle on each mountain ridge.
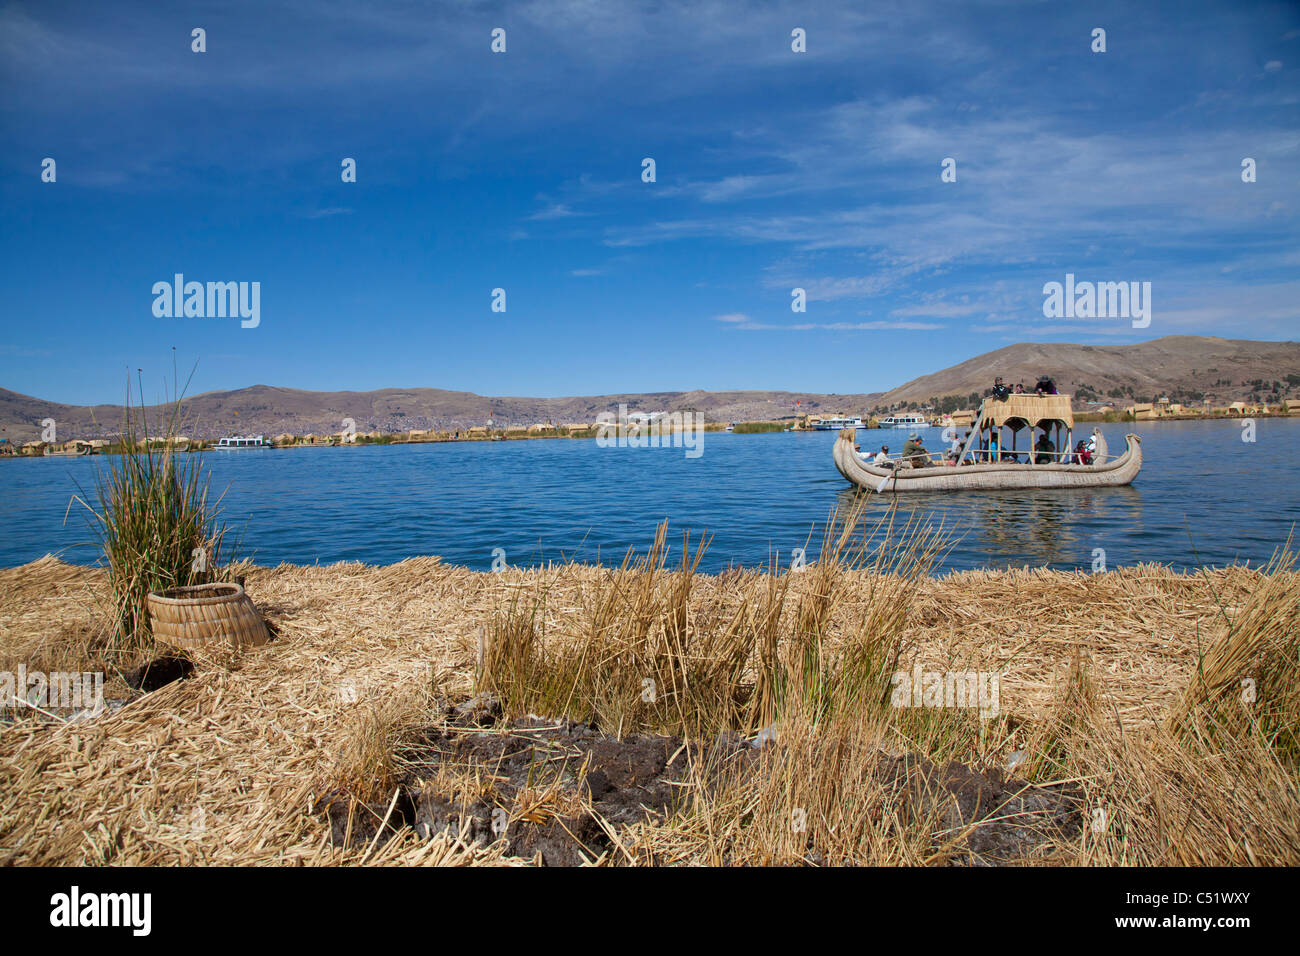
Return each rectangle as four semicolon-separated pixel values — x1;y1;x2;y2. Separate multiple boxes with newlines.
3;336;1297;441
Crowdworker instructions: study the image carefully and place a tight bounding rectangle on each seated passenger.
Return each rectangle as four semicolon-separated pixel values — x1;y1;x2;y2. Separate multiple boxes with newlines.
1034;431;1056;464
901;434;932;468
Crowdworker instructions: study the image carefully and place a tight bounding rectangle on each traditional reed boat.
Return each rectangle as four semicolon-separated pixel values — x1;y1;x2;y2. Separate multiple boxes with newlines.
43;441;93;457
834;393;1142;493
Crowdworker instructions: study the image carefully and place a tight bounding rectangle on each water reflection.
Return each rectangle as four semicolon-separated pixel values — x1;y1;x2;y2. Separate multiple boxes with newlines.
837;484;1145;570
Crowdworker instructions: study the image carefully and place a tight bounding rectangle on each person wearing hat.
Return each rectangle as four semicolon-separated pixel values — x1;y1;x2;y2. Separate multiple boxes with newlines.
901;432;931;468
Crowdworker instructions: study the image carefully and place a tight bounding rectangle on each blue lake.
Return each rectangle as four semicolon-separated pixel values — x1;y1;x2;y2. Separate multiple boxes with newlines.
2;419;1296;573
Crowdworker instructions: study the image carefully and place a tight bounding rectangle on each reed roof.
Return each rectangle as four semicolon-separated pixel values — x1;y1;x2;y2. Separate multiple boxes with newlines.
980;394;1073;430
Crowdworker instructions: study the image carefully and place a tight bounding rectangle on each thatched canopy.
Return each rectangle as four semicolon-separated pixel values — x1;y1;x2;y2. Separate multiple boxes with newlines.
979;394;1073;431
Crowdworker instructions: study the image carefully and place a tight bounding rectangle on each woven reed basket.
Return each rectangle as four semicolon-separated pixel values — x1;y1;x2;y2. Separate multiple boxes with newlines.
147;583;270;651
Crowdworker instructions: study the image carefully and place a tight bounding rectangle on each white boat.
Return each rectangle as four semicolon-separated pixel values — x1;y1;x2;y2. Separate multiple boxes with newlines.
877;413;930;429
812;416;864;430
214;435;269;449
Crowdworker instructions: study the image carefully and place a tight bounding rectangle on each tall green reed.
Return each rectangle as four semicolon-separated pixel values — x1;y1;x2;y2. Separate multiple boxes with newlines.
73;366;235;660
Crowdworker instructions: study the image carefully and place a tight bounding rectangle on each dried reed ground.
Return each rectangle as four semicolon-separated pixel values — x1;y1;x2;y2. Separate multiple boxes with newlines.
1;551;1296;865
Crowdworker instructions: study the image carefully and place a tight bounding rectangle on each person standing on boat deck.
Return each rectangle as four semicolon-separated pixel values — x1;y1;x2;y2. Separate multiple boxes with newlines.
1034;431;1055;464
988;430;1001;462
1035;376;1058;396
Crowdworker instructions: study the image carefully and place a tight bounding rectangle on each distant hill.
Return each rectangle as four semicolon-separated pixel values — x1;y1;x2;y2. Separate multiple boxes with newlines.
3;335;1296;442
872;336;1300;412
0;385;881;442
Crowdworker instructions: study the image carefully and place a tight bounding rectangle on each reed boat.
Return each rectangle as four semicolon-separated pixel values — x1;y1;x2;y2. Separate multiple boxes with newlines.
43;442;93;458
834;393;1142;493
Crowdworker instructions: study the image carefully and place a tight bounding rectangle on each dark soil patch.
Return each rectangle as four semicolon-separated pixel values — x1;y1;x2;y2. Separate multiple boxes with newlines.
876;752;1083;865
319;789;416;851
325;698;1080;866
122;654;194;692
403;716;746;865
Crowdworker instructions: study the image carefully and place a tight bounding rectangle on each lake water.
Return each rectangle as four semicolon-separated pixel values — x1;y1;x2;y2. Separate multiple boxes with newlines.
2;420;1296;573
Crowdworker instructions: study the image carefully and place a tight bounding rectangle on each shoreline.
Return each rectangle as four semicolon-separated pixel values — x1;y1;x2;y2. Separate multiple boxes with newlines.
4;411;1296;458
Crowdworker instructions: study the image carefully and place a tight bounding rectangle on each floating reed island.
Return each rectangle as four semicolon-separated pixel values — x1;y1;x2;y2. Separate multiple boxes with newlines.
2;513;1298;867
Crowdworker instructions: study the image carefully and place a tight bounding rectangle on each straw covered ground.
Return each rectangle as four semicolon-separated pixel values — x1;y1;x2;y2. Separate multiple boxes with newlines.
2;519;1298;866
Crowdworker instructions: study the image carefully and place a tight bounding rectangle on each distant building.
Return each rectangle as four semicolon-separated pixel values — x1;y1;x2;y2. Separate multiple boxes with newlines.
948;409;975;428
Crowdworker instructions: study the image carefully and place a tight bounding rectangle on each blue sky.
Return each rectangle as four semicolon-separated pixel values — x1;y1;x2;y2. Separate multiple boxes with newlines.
1;0;1297;406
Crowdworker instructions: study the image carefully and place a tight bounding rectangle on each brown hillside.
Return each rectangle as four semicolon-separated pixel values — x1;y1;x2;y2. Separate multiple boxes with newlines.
874;336;1300;410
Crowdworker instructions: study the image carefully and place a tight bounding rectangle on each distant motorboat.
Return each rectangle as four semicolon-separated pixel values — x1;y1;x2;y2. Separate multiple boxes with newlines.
878;413;930;429
215;435;269;449
812;416;864;430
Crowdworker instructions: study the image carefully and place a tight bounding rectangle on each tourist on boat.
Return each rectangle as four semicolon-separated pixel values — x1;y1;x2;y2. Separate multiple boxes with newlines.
1034;431;1055;464
1074;439;1092;465
1013;383;1026;394
987;431;1001;461
991;377;1010;401
901;434;932;468
874;444;892;465
1035;376;1058;396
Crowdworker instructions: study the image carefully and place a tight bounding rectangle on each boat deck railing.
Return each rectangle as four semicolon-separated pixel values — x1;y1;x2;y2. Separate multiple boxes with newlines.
861;447;1107;468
